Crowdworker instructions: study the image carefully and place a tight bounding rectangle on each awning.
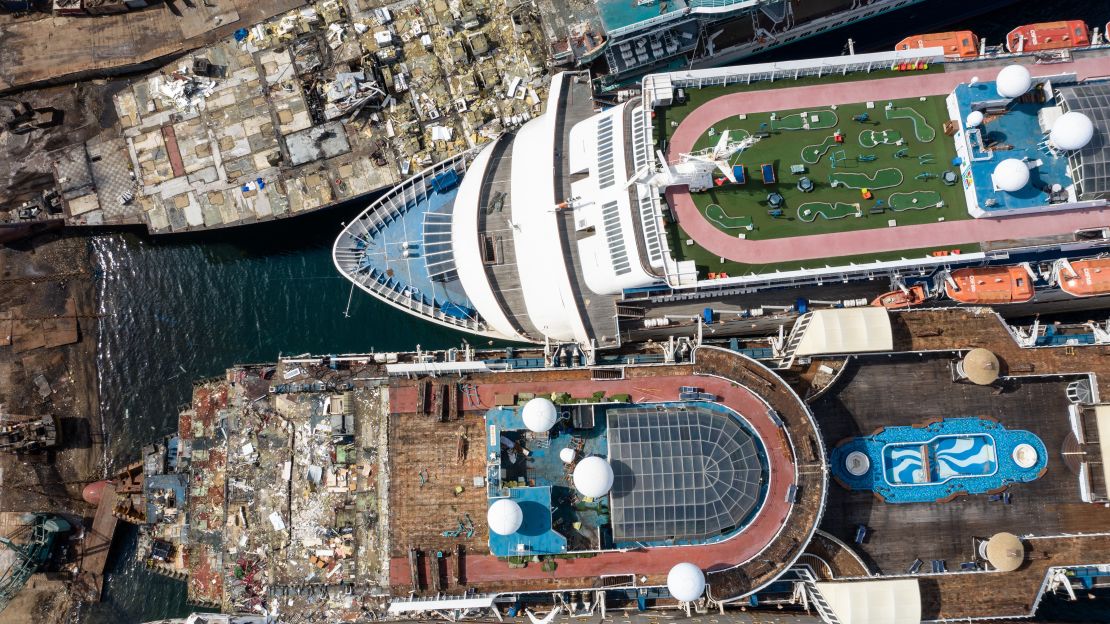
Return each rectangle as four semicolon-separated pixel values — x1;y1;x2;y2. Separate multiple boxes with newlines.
387;595;497;614
385;361;490;375
1095;405;1110;495
793;308;893;357
814;579;921;624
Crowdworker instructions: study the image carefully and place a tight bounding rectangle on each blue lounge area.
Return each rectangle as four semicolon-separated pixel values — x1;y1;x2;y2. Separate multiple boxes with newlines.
831;417;1048;503
487;486;568;557
952;80;1072;215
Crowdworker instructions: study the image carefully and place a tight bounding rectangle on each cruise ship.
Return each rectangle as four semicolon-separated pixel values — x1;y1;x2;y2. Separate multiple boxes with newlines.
333;42;1110;353
544;0;1015;87
118;307;1110;622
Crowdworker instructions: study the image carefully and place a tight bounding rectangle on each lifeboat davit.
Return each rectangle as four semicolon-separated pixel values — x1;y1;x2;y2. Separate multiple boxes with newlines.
1057;257;1110;298
871;284;928;309
896;31;979;58
1006;21;1090;53
945;266;1035;305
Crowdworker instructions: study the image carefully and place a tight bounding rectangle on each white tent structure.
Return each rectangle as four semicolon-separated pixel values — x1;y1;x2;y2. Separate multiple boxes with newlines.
992;158;1030;193
487;498;524;536
793;308;893;357
522;397;558;433
996;65;1032;99
1050;111;1095;151
814;579;921;624
572;456;614;498
667;563;706;602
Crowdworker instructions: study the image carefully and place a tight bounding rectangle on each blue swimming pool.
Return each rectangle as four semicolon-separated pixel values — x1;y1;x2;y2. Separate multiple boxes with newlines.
883;434;998;485
831;418;1046;504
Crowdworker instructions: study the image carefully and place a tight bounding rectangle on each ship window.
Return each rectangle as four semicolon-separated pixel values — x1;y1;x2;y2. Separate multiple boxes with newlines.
597;116;617;189
601;200;632;275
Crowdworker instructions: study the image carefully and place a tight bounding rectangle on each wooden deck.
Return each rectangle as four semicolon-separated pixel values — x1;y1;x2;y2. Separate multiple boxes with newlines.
892;308;1110;396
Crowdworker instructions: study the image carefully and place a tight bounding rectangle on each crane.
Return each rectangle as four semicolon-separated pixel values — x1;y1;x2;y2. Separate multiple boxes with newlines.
0;514;71;615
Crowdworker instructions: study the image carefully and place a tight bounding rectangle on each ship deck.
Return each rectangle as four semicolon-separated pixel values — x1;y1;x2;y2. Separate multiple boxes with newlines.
660;55;1110;275
384;351;825;598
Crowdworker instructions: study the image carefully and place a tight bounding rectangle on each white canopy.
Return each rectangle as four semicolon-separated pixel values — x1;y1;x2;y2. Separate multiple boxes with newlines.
487;498;523;536
992;158;1030;193
996;64;1032;98
814;579;921;624
522;397;558;433
793;308;893;357
667;563;706;602
572;456;614;498
1050;111;1095;151
1095;405;1110;498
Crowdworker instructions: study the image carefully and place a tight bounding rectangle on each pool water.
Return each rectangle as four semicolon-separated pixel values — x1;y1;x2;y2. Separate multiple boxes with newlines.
831;418;1047;504
884;434;997;485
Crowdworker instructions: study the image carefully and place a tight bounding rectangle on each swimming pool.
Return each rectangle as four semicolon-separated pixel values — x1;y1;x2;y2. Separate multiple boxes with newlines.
831;418;1046;504
884;434;998;485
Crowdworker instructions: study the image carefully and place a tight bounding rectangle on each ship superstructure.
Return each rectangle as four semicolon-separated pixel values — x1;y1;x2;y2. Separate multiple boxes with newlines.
335;46;1110;350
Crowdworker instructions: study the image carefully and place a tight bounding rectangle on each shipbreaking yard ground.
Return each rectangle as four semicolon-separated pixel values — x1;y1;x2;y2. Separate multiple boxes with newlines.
663;54;1110;274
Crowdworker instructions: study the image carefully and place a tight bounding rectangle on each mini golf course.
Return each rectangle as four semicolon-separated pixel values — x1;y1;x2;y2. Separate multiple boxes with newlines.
886;105;936;142
859;129;904;148
829;167;904;190
802;135;840;164
889;190;944;210
681;95;967;246
797;202;861;222
705;204;754;229
771;109;838;131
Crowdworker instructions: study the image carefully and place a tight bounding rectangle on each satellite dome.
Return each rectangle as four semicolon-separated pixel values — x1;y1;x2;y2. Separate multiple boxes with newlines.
572;456;614;498
966;110;984;128
996;65;1032;98
993;158;1030;192
521;397;558;433
559;447;576;464
667;563;706;602
487;498;523;536
1050;111;1095;151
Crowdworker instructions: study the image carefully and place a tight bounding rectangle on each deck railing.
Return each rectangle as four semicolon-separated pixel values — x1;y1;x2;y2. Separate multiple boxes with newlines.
333;152;485;333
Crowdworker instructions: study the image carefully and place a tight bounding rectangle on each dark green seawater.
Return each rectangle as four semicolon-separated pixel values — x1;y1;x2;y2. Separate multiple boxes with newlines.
79;0;1110;621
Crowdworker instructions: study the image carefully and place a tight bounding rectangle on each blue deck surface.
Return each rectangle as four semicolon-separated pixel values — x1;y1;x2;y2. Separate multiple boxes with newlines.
831;418;1047;503
596;0;686;32
954;82;1070;214
486;403;609;553
488;487;568;557
348;185;474;313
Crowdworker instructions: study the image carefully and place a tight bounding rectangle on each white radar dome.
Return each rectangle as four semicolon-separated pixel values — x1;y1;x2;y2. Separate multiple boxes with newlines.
667;563;706;602
993;158;1030;192
1050;111;1095;151
966;110;984;128
572;456;614;498
521;397;558;433
559;447;576;464
996;65;1032;98
487;498;523;536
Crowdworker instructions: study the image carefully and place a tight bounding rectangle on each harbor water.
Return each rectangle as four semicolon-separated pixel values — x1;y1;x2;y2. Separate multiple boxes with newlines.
79;0;1110;621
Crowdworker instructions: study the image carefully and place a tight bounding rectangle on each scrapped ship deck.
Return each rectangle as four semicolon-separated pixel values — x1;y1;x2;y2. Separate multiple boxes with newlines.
384;350;825;597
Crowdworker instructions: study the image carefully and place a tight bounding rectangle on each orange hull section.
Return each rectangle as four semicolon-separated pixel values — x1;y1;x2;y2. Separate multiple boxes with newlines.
1006;21;1089;53
945;266;1035;304
896;31;979;58
871;285;928;309
1059;258;1110;297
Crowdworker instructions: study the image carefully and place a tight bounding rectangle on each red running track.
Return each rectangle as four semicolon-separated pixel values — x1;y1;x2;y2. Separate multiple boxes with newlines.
388;374;798;587
666;57;1110;264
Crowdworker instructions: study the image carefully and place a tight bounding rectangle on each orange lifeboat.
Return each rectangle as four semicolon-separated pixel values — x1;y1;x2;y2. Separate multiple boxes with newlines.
1057;257;1110;297
896;31;979;58
1006;21;1090;53
871;284;928;309
945;266;1035;304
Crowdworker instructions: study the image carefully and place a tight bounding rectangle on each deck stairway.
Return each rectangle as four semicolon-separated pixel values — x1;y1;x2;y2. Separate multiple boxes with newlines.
777;311;814;368
793;566;841;624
